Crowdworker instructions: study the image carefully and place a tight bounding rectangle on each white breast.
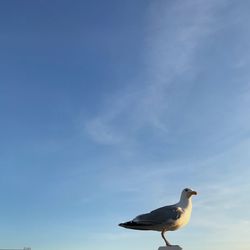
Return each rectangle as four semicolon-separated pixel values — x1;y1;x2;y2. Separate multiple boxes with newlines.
169;199;193;231
178;202;192;227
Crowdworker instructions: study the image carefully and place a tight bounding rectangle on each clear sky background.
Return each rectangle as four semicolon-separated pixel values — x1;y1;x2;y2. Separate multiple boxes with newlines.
0;1;250;250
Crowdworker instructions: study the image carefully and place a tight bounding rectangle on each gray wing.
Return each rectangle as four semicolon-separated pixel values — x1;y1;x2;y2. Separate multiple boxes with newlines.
133;205;183;225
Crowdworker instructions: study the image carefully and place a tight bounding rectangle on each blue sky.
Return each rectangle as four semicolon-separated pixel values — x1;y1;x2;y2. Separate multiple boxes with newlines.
0;0;250;250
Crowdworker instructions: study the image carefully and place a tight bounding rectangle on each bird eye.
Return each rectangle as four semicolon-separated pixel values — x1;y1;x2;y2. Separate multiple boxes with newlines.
185;189;188;192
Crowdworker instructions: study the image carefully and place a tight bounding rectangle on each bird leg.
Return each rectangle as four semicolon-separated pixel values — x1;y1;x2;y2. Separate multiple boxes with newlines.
161;230;172;247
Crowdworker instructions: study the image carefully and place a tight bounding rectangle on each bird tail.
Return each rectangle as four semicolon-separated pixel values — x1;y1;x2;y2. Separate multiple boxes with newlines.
119;221;152;230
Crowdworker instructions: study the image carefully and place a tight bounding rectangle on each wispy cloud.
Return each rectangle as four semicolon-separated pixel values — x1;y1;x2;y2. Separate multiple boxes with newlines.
83;0;222;146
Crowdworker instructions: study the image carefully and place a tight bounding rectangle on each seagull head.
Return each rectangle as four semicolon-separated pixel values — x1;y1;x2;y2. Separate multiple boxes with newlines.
181;188;197;199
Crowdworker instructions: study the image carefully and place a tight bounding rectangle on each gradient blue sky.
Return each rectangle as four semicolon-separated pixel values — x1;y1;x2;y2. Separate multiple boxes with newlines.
1;1;250;250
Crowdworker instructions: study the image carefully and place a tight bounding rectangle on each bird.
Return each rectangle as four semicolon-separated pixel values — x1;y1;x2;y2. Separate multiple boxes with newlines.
119;188;197;247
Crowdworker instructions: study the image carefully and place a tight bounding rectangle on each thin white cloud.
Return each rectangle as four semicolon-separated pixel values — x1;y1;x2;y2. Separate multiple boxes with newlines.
83;0;223;145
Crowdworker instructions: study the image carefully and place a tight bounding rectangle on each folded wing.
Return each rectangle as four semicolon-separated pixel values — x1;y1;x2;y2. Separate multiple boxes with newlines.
119;205;183;230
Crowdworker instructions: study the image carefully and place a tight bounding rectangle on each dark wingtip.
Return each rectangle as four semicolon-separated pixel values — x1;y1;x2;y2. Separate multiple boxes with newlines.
118;223;124;227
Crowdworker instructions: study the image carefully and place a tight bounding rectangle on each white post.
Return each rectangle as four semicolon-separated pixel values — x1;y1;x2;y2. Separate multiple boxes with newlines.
158;246;182;250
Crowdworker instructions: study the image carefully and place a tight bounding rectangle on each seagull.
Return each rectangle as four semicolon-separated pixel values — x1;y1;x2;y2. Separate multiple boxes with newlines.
119;188;197;247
